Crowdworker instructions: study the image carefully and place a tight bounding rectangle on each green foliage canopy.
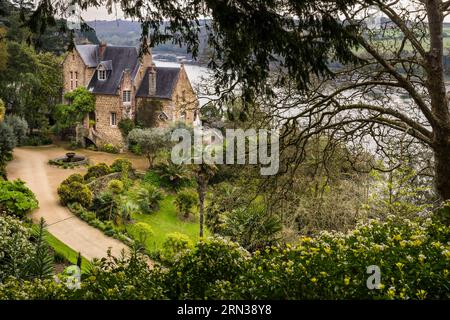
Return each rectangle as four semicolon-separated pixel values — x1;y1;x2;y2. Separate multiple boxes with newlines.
4;115;28;145
84;163;112;181
0;122;17;161
128;128;170;168
0;179;39;217
55;87;95;129
0;42;62;131
57;181;93;208
1;216;450;299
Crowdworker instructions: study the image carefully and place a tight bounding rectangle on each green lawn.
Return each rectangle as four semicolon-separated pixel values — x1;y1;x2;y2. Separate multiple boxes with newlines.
125;195;207;253
45;231;91;272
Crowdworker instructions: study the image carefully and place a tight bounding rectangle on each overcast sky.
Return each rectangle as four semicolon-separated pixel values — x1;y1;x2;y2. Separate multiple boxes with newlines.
81;7;125;21
79;4;450;22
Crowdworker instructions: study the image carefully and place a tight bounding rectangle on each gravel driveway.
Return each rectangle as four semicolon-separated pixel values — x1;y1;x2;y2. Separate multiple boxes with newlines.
6;146;130;261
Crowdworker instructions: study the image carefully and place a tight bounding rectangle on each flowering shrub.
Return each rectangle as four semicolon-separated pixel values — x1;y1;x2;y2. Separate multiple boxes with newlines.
0;215;35;282
131;222;154;240
0;216;448;300
159;232;194;265
211;216;450;300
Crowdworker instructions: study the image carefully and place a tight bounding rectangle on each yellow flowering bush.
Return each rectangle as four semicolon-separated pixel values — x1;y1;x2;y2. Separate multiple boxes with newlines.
209;216;450;299
1;216;449;300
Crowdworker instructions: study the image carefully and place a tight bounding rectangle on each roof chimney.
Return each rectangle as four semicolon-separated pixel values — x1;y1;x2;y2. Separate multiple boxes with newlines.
142;48;153;70
99;41;107;58
149;63;157;96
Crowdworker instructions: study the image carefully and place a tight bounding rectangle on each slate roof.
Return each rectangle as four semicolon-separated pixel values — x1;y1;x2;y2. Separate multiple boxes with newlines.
75;44;180;99
136;67;180;99
86;46;139;95
98;60;113;70
75;44;98;67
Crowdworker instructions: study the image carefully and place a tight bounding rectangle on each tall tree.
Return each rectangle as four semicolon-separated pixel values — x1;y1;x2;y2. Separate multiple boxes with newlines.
191;144;218;238
0;42;62;131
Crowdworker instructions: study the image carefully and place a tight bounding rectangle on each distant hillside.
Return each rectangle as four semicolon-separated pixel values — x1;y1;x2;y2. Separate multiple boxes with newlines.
85;19;211;64
0;0;99;55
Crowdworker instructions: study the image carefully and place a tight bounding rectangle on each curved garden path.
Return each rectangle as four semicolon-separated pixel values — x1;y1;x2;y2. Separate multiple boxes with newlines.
5;145;148;261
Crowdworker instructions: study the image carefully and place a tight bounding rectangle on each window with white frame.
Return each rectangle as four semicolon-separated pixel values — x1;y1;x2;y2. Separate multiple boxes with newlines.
123;90;131;103
75;71;78;88
70;71;73;90
110;112;117;126
98;69;106;81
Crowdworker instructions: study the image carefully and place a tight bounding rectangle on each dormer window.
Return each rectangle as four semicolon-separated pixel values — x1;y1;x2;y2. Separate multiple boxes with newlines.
97;61;112;81
98;69;106;81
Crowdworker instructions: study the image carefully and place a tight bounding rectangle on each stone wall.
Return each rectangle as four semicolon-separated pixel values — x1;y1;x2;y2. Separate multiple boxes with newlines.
94;94;124;147
120;70;135;119
134;66;198;129
62;49;93;97
85;67;96;86
172;66;198;123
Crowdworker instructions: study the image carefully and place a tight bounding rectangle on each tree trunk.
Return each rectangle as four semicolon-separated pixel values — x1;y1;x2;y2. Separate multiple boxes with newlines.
198;182;206;238
146;153;153;169
199;191;205;238
425;1;450;202
434;143;450;200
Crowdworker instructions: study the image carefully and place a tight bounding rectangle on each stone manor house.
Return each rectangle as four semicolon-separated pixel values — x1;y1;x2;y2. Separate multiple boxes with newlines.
62;42;198;149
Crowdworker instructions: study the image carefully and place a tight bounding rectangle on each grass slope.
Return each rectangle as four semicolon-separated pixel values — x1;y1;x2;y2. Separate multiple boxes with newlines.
45;231;90;272
126;195;207;253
